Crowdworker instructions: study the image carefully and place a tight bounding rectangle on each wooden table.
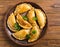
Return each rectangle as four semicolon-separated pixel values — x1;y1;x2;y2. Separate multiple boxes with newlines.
0;0;60;47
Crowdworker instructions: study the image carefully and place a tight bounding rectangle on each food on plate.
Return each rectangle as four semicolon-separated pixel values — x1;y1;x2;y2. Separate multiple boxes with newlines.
7;13;18;32
16;14;32;29
14;22;21;31
7;3;46;42
12;29;30;40
14;3;33;15
35;9;46;29
27;9;37;25
28;25;41;42
27;9;41;42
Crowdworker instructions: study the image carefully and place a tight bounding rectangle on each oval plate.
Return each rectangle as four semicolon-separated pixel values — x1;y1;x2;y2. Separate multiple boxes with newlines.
4;2;48;46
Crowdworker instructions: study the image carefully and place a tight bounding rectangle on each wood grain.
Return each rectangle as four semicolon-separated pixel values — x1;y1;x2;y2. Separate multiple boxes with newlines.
0;0;60;47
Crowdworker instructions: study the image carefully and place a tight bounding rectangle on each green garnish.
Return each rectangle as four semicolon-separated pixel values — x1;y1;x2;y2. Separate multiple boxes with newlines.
26;34;31;39
22;16;28;21
33;17;37;21
14;23;21;31
32;30;36;34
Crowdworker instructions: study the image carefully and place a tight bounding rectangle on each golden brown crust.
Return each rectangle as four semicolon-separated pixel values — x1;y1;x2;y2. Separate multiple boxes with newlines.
7;13;17;32
12;29;30;40
14;3;33;15
35;9;46;29
7;3;46;42
27;9;41;42
28;25;41;42
16;14;32;29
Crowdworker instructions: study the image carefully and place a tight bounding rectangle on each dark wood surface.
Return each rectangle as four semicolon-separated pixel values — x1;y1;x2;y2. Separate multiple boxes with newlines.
0;0;60;47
